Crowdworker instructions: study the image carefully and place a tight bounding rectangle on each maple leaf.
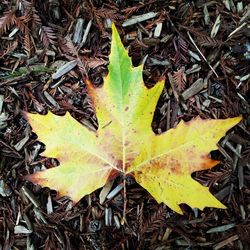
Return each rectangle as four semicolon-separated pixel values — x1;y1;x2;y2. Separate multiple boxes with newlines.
24;24;242;214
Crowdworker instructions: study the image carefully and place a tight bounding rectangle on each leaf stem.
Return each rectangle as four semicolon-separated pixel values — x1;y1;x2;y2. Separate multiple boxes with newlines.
121;176;127;225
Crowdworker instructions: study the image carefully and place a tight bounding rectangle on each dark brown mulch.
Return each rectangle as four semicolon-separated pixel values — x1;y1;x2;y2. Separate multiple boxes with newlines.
0;0;250;249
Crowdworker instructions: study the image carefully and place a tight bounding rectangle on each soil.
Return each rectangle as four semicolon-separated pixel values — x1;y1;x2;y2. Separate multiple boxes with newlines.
0;0;250;249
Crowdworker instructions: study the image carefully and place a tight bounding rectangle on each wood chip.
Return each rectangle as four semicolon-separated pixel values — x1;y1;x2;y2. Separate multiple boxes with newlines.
46;193;53;214
181;78;204;100
239;6;250;24
185;64;201;74
122;12;158;27
162;227;172;241
43;91;60;109
237;2;243;14
154;23;162;38
238;165;244;189
73;18;85;44
160;34;173;43
105;207;112;226
233;144;242;170
14;127;30;151
0;113;8;129
203;4;210;25
0;95;4;113
240;204;246;220
206;223;235;233
14;225;32;234
52;60;78;80
148;57;171;66
81;19;92;46
104;18;112;29
188;50;201;61
0;180;12;197
223;0;231;11
211;14;221;38
114;215;120;229
99;180;114;204
27;236;35;249
202;99;211;109
213;235;239;250
215;185;231;201
107;183;123;200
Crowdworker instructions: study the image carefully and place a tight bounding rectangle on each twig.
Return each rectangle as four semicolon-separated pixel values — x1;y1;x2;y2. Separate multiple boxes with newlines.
187;31;218;78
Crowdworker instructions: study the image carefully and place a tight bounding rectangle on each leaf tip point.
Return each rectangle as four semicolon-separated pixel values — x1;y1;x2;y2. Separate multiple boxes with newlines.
111;22;119;37
111;22;116;30
158;76;166;83
220;204;227;210
234;115;243;123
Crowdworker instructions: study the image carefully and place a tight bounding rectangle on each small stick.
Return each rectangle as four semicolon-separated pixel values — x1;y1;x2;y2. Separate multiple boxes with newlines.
187;31;218;78
121;177;127;225
227;22;247;40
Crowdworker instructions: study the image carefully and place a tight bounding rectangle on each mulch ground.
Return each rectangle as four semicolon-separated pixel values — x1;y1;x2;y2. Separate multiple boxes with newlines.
0;0;250;249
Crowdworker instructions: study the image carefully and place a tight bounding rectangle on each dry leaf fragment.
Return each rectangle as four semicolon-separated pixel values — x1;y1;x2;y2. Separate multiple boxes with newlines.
173;67;187;92
24;24;242;214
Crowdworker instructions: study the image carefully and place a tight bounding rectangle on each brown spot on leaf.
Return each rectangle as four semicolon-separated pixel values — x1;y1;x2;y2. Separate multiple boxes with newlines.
170;165;181;174
125;106;129;111
116;159;123;170
201;154;208;159
108;169;120;180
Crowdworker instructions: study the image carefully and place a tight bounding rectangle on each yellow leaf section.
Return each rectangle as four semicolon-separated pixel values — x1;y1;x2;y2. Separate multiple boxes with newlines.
87;23;165;172
129;116;242;214
24;112;116;202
